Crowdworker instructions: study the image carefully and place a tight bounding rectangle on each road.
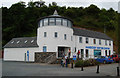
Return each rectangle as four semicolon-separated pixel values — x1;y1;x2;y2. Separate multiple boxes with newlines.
2;61;120;76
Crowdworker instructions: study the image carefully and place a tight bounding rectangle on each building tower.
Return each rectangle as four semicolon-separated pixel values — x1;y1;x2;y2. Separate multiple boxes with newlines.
37;10;73;58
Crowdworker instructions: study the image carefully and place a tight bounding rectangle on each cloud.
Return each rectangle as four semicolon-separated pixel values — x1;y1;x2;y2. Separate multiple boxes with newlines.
0;0;119;11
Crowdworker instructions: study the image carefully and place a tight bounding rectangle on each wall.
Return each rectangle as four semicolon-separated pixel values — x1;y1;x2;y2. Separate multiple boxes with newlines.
37;26;74;55
4;47;39;61
73;35;113;59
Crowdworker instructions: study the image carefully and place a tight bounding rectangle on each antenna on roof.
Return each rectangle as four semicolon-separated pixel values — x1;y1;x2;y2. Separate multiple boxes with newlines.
53;10;58;15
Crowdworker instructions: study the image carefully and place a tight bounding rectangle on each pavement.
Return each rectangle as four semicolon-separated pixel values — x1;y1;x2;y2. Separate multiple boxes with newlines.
2;60;120;76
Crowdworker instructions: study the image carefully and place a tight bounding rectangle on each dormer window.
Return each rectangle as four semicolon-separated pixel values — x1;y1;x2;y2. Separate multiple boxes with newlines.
17;41;20;44
11;41;14;43
24;40;28;43
31;40;34;43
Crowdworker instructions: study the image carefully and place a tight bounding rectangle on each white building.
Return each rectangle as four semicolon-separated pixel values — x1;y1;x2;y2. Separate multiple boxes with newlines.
3;10;113;62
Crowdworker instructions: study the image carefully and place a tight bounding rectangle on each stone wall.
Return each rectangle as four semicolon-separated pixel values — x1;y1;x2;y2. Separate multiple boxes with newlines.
35;52;56;63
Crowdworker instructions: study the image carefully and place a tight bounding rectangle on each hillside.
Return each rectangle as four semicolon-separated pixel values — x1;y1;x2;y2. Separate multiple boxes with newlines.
2;1;119;52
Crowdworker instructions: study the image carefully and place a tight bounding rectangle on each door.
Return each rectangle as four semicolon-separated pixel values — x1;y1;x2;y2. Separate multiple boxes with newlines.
24;53;26;61
94;50;101;57
105;50;107;56
58;47;65;57
81;49;84;58
43;46;47;52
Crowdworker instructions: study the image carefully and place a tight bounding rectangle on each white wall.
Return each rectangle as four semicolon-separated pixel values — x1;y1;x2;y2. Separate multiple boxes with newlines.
4;47;39;61
37;26;74;53
73;35;113;59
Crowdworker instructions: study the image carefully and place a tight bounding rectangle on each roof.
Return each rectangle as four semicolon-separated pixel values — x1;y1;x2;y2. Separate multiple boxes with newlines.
37;10;73;23
4;37;39;48
73;27;113;40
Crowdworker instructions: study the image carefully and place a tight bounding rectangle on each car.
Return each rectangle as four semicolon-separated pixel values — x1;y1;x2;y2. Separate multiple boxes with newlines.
110;54;120;63
95;56;114;64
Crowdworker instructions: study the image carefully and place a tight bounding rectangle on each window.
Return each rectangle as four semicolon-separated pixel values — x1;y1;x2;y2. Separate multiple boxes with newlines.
24;40;28;43
105;40;107;45
43;46;47;52
44;32;47;37
11;41;14;43
31;40;34;43
64;34;67;40
17;41;20;43
54;32;58;38
68;20;72;27
63;19;67;26
56;18;61;25
44;18;48;26
109;50;111;56
42;19;44;26
40;20;42;27
49;18;55;25
99;39;101;45
105;50;107;56
86;38;89;43
86;49;89;57
109;41;111;46
79;37;82;43
94;50;101;57
93;39;96;44
81;49;84;58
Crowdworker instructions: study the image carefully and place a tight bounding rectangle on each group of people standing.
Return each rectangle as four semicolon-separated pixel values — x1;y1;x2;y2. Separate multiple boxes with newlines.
60;49;81;67
61;49;71;67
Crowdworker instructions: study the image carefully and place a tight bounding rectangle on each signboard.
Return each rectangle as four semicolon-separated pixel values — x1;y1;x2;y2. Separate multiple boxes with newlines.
86;46;110;50
27;50;29;61
73;55;76;60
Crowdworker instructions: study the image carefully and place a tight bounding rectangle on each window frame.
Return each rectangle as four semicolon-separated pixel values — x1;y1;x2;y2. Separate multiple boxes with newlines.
44;32;47;37
86;37;89;44
64;34;67;40
79;37;82;43
54;32;58;38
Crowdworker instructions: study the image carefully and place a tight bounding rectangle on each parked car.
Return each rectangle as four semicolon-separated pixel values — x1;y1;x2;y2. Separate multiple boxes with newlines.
95;56;114;64
110;54;120;62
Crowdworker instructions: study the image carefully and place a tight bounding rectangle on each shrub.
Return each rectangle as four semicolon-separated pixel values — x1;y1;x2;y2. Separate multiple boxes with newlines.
75;60;84;67
75;59;101;67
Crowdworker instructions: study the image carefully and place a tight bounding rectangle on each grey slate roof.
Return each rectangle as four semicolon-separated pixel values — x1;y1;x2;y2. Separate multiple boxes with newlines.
4;28;112;48
73;27;113;40
4;37;39;48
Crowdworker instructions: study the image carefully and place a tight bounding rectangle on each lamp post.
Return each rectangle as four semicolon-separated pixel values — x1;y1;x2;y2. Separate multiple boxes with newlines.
117;2;120;76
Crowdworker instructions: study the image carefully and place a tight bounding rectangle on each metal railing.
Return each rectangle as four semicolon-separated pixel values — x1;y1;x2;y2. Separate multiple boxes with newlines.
44;53;56;63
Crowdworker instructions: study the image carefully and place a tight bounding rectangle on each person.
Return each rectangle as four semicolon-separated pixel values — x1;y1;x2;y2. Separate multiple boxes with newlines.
62;50;65;58
61;58;64;67
65;55;67;67
68;49;71;58
66;57;70;67
63;58;65;67
77;50;80;59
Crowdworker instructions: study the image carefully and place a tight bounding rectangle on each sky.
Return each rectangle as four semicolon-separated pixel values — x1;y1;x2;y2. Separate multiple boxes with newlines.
1;0;120;11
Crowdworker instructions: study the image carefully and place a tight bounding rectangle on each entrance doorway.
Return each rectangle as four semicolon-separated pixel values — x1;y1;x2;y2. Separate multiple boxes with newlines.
58;47;70;58
94;50;101;57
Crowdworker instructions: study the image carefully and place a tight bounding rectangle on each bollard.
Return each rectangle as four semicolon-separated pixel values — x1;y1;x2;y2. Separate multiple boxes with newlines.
117;67;119;76
96;65;99;74
71;62;73;69
81;66;83;71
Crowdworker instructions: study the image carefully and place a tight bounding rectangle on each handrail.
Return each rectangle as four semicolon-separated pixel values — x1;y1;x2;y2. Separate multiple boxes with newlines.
44;53;56;63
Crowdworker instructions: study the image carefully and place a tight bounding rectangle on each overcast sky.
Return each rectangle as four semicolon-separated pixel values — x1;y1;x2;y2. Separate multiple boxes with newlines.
1;0;120;11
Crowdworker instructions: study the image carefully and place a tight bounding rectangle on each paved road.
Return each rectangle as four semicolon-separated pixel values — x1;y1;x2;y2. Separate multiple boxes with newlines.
2;61;120;76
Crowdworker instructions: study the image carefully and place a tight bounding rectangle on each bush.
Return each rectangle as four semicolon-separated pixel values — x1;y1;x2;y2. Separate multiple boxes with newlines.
75;60;84;67
75;59;101;67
